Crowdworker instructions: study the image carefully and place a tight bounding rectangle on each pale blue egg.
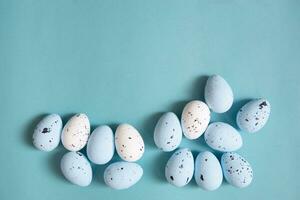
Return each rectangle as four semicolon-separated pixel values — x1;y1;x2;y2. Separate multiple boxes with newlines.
204;122;243;152
154;112;182;152
194;151;223;191
237;98;271;133
87;125;114;164
32;114;62;151
165;148;194;187
60;152;92;187
205;75;233;113
221;152;253;188
104;161;143;190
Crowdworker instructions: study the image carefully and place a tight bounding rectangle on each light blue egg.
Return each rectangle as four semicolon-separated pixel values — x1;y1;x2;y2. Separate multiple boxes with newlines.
87;125;114;164
32;114;62;151
194;151;223;191
104;161;143;190
154;112;182;152
165;148;194;187
237;98;271;133
205;75;233;113
60;152;92;187
204;122;243;152
221;152;253;188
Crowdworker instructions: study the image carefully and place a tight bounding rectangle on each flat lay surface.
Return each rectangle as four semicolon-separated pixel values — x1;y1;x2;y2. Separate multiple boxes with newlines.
0;0;299;199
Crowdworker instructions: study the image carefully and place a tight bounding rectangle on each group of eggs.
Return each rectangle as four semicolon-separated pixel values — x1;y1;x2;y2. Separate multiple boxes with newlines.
32;74;271;191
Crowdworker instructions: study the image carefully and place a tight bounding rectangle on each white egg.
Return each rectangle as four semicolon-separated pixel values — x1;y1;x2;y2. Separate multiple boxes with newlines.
87;125;114;165
61;113;90;151
32;114;62;151
115;124;144;162
181;100;210;140
154;112;182;152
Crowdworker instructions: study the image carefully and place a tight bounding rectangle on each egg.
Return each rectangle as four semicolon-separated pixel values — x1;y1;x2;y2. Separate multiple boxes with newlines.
86;125;114;165
104;161;143;190
115;124;144;162
32;114;62;151
194;151;223;191
154;112;182;152
204;122;243;152
221;152;253;188
165;148;194;187
60;152;92;187
181;100;210;140
61;113;90;151
204;75;234;113
236;99;271;133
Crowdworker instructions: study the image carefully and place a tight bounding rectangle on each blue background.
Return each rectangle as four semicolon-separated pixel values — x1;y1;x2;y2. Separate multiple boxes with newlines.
0;0;299;199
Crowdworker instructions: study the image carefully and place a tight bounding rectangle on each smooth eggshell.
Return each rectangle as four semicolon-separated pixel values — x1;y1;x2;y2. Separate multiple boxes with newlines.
154;112;182;152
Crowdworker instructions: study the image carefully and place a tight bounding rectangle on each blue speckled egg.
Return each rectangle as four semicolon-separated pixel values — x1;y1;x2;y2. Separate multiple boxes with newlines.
104;161;143;190
204;122;243;152
165;148;194;187
205;75;233;113
87;125;114;165
194;151;223;191
60;152;92;187
32;114;62;151
236;99;271;133
154;112;182;152
221;152;253;188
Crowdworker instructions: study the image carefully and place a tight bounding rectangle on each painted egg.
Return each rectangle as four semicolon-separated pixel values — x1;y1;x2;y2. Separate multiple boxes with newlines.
61;113;90;151
181;100;210;140
87;125;114;165
194;151;223;191
204;122;243;152
221;152;253;188
154;112;182;152
236;99;271;133
32;114;62;151
204;75;233;113
104;161;143;190
115;124;144;162
60;152;92;187
165;148;194;187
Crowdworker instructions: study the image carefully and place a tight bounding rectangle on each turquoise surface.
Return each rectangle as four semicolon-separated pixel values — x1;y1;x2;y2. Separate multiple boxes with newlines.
0;0;299;199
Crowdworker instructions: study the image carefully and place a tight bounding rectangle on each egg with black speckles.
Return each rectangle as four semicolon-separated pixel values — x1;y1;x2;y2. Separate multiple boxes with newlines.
104;161;143;190
236;99;271;133
221;152;253;188
87;125;114;165
181;100;210;140
60;152;92;187
204;122;243;152
115;124;144;162
61;113;90;151
205;75;233;113
32;114;62;151
154;112;182;152
194;151;223;191
165;148;194;187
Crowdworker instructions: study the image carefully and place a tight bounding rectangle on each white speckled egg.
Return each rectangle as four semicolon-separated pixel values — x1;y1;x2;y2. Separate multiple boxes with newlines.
205;75;233;113
154;112;182;152
236;99;271;133
165;148;194;187
60;152;92;187
104;161;143;190
32;114;62;151
204;122;243;152
194;151;223;191
61;113;90;151
87;125;114;165
181;100;210;140
221;152;253;188
115;124;144;162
